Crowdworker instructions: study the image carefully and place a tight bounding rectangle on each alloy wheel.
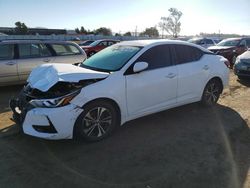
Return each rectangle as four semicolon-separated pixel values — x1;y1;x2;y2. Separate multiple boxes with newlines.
82;107;112;138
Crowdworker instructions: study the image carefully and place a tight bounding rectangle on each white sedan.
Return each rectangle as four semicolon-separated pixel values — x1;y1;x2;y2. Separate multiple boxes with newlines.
10;40;230;141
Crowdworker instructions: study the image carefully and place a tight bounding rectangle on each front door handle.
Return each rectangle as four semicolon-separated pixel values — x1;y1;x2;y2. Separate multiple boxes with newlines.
5;61;16;66
165;73;176;79
203;65;209;70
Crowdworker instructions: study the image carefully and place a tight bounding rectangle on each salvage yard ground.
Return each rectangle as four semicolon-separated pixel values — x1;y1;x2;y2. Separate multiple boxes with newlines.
0;71;249;188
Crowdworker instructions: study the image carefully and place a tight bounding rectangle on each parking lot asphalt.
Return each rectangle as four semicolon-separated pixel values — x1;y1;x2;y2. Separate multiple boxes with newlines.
0;72;249;188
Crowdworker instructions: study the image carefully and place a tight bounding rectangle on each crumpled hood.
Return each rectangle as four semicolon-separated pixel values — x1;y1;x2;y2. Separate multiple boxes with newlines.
208;46;234;50
28;63;109;92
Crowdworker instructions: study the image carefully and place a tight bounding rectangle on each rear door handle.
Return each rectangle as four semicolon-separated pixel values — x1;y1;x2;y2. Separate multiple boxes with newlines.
5;61;16;66
165;73;176;79
203;65;209;70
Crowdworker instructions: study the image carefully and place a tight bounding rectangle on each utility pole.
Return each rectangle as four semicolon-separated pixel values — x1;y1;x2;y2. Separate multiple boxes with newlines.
135;26;137;37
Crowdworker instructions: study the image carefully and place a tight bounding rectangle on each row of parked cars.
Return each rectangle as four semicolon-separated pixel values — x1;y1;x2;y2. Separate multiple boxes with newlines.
188;37;250;79
0;37;249;87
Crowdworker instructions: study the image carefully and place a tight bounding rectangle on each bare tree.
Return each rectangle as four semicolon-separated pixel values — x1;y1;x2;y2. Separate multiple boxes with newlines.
159;8;183;38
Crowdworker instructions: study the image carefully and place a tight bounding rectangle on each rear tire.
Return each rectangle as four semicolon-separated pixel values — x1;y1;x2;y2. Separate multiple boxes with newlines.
201;79;222;106
74;100;119;142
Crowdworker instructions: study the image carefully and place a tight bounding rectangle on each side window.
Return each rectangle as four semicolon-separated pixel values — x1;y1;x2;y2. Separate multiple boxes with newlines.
206;39;214;44
174;45;203;65
239;40;246;46
68;44;81;54
18;43;51;58
19;44;40;58
246;39;250;47
135;45;172;70
51;44;80;56
39;43;51;57
108;41;114;46
0;44;14;60
99;41;108;46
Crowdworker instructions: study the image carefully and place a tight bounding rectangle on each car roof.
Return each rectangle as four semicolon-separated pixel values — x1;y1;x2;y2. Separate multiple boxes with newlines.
0;40;78;45
117;39;211;52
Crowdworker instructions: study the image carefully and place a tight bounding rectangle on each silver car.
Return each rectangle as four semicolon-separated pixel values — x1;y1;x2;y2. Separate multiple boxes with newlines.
0;40;87;86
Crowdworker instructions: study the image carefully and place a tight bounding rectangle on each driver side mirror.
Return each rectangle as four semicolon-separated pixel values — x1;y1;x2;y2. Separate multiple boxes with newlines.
133;62;148;73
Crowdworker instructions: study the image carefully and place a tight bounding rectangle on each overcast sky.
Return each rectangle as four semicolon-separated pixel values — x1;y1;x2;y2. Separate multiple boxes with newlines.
0;0;249;35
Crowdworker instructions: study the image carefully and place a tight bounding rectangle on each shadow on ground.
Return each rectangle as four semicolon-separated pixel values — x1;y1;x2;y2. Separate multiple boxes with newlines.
0;103;249;188
0;85;23;113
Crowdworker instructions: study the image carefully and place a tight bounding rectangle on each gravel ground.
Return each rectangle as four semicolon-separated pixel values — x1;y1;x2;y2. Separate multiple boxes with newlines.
0;71;249;188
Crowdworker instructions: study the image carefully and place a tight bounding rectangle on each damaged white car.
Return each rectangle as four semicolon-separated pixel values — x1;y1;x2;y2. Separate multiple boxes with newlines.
10;40;229;141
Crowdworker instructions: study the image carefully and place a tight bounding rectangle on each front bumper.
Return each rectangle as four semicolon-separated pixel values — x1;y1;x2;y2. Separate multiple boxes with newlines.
10;97;83;140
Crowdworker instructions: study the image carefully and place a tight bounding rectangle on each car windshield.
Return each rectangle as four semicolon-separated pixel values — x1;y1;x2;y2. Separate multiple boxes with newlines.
80;45;141;72
89;40;101;47
188;39;203;44
217;39;240;46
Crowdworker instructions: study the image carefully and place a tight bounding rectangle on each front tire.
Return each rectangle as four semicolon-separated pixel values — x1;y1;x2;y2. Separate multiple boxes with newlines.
201;79;222;106
74;100;119;142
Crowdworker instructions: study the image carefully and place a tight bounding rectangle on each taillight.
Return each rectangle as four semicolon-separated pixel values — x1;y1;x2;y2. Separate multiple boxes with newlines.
224;60;231;68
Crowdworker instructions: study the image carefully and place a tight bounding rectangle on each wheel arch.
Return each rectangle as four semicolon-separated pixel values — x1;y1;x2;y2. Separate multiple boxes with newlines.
206;76;224;93
73;97;122;140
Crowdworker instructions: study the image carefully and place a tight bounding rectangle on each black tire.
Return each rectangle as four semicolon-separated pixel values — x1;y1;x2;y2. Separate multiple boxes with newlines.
201;79;222;106
74;100;119;142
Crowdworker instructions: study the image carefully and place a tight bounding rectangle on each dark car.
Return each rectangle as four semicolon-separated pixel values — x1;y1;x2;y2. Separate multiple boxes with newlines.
234;49;250;79
81;39;120;57
208;37;250;67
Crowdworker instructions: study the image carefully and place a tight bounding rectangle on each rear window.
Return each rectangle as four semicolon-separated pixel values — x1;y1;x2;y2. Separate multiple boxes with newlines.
51;44;81;56
0;44;14;60
174;44;203;64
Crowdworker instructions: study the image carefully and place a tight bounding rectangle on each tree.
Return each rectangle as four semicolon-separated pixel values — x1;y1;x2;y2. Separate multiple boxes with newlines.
115;33;121;36
94;27;112;36
123;32;132;36
80;26;87;34
159;8;183;38
75;28;80;34
140;27;159;37
14;21;28;35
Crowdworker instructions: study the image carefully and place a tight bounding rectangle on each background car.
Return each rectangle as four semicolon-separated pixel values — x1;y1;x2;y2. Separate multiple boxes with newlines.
0;40;87;86
81;39;120;57
78;40;95;46
10;40;229;141
234;49;250;79
208;37;250;67
188;37;216;49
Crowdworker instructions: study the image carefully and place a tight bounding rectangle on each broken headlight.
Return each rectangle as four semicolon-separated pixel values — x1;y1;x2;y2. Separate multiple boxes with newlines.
29;90;80;108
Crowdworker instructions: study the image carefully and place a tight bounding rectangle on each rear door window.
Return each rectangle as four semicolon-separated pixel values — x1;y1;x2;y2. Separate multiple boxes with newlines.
173;44;203;65
18;43;51;58
51;44;81;56
0;44;14;60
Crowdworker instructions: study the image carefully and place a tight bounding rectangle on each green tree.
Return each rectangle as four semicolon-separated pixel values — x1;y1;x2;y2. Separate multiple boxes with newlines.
123;32;132;36
94;27;112;36
140;27;159;37
14;21;28;35
80;26;87;34
159;8;183;38
75;28;80;34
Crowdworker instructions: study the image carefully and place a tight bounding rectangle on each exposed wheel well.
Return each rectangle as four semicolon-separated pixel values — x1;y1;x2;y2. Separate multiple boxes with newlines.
207;77;223;93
